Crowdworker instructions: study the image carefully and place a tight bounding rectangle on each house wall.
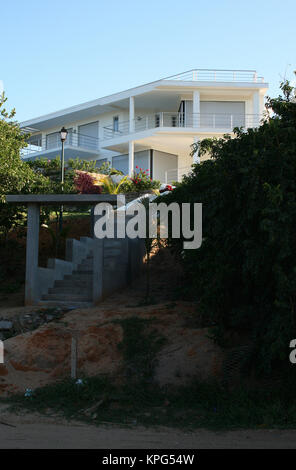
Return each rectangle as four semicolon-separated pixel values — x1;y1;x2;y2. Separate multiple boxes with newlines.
153;150;178;183
38;108;150;164
112;150;150;175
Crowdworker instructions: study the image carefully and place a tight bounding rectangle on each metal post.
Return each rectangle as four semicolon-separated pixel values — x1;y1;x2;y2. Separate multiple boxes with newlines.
59;139;65;233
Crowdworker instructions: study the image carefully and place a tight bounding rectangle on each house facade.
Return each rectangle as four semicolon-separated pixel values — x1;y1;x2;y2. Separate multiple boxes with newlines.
21;69;268;183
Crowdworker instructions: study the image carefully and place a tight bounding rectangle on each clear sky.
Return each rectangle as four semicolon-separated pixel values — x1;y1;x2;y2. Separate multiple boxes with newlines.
1;0;295;122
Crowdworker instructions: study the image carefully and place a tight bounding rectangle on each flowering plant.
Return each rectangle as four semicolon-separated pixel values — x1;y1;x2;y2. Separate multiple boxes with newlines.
159;184;174;193
74;170;103;194
129;167;160;191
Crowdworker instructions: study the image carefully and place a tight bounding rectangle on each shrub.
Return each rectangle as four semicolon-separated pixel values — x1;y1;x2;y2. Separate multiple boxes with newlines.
73;170;103;194
68;158;122;176
120;167;160;193
0;95;51;237
162;79;296;377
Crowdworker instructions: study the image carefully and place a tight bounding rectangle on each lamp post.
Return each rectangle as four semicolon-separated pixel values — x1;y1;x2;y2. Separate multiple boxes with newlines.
59;127;68;233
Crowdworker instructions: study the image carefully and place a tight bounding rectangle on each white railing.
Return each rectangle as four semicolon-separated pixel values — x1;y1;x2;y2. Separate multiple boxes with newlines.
164;69;264;83
103;112;263;140
21;132;100;158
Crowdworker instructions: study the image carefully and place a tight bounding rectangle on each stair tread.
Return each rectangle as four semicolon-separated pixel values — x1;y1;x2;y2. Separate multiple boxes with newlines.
38;301;93;308
49;287;92;294
42;294;92;301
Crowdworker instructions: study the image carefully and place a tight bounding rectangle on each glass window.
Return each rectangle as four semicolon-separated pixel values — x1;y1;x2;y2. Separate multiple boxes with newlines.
113;116;119;132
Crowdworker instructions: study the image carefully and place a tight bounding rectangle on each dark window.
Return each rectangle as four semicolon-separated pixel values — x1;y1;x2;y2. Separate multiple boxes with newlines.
113;116;119;132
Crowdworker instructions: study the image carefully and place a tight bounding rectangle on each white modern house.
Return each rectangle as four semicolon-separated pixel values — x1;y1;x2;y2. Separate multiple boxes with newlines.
21;69;268;183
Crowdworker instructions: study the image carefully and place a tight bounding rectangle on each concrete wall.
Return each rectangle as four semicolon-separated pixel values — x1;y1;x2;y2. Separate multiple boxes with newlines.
153;150;178;183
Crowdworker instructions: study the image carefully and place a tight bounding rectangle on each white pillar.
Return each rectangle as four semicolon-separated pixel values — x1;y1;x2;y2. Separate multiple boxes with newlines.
193;137;200;164
41;132;46;150
128;141;134;176
253;91;260;127
192;90;200;128
129;96;135;133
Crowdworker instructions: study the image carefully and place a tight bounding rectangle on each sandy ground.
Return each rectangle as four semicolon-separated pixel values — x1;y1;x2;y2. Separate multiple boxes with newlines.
1;414;296;449
0;404;295;449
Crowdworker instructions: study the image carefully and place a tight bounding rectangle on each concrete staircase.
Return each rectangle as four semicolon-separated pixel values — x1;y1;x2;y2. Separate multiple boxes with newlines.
37;227;145;308
41;252;94;308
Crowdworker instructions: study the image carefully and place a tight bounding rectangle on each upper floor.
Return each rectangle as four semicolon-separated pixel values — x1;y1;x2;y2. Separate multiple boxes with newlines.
20;69;268;160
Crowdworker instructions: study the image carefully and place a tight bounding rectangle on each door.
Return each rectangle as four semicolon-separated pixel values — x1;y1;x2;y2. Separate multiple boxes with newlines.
78;121;99;149
178;101;185;127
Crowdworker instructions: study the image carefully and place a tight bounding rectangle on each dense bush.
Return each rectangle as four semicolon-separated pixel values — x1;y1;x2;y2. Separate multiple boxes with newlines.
163;80;296;377
0;95;50;237
67;158;122;175
121;167;160;192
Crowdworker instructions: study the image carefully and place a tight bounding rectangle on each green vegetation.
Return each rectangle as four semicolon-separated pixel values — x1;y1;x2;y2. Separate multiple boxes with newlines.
120;168;161;193
4;377;296;430
115;317;166;381
102;175;129;194
162;79;296;380
0;95;50;238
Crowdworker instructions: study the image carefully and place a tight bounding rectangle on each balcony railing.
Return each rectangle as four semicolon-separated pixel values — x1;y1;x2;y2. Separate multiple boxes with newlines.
103;112;263;140
21;132;100;158
164;69;264;83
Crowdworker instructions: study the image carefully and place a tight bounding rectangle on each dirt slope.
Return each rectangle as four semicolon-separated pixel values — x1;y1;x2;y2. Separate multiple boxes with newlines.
0;248;222;396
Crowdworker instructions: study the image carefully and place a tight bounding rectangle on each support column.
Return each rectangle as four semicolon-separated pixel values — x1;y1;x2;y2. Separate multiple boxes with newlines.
252;91;260;127
128;140;134;176
129;96;135;133
192;90;200;128
25;203;40;305
41;132;46;150
193;137;200;164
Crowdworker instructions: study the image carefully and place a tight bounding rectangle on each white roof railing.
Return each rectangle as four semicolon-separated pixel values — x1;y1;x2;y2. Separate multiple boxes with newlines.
162;69;264;83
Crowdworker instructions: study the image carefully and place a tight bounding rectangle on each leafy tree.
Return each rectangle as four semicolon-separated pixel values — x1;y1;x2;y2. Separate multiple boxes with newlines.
0;94;49;238
163;78;296;377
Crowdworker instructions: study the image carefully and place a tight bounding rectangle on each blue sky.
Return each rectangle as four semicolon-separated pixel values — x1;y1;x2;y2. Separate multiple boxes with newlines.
2;0;295;122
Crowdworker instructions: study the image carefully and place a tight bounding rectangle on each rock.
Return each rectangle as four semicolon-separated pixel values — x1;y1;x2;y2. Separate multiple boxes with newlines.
0;321;13;330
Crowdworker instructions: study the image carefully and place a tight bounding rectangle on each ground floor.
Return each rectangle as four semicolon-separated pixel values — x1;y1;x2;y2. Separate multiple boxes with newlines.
99;130;220;182
107;149;189;184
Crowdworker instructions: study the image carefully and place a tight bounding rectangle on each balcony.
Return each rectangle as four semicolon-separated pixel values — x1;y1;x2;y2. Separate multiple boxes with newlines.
21;132;100;159
103;112;262;140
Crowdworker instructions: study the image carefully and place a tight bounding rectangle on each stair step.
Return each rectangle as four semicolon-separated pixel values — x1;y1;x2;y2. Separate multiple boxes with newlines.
38;301;93;308
72;270;93;275
64;273;93;281
77;263;93;270
55;279;90;288
48;287;92;295
42;294;92;302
